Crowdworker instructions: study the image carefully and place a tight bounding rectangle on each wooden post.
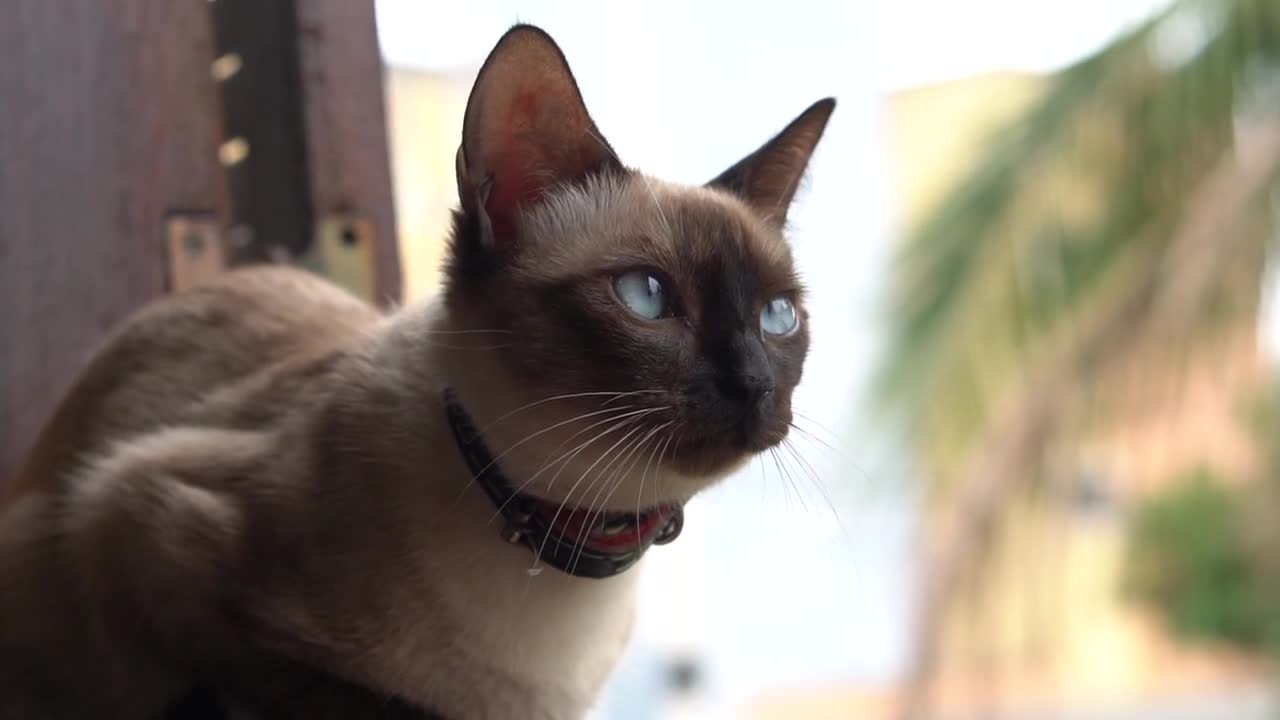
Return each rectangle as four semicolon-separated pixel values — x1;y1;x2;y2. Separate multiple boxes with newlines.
0;1;230;485
294;0;403;304
210;0;315;262
0;0;401;486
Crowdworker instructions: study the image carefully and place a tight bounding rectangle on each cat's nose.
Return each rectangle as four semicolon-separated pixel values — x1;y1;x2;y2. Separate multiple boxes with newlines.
714;333;775;413
739;372;776;407
715;371;775;419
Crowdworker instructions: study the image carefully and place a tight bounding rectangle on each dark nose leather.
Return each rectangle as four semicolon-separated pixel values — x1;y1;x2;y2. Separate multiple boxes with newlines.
738;371;775;408
714;332;775;413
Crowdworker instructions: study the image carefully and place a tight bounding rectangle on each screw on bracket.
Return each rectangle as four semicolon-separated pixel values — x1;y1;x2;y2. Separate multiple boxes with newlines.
165;213;225;292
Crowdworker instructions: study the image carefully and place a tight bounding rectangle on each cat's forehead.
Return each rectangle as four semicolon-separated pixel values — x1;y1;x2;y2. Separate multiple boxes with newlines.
519;173;797;286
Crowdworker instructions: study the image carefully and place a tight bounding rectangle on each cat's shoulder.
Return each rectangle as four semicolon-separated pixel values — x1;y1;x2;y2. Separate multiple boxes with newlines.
11;266;378;501
154;265;383;341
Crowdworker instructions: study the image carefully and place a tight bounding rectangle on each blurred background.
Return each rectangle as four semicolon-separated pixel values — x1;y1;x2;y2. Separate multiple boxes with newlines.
3;0;1278;718
374;1;1280;718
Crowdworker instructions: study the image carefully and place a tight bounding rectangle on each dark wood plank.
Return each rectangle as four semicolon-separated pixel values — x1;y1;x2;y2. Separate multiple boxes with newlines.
295;0;403;304
0;1;230;484
210;0;315;262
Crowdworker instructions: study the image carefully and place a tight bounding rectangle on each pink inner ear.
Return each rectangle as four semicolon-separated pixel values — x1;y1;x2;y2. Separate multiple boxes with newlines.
485;147;545;240
480;88;594;241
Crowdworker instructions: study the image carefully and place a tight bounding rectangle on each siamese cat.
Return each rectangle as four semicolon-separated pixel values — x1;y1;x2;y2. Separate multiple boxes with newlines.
0;24;833;720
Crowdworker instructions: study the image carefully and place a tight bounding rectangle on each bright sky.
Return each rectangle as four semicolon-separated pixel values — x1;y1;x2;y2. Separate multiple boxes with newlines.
377;0;1174;90
867;0;1173;88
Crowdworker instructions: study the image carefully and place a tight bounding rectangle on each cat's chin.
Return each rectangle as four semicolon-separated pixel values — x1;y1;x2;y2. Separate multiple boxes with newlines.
666;427;788;479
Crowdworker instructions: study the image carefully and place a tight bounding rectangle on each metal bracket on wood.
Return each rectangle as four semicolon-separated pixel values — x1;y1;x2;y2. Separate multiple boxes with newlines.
208;0;313;264
165;213;226;292
300;216;377;302
202;0;394;304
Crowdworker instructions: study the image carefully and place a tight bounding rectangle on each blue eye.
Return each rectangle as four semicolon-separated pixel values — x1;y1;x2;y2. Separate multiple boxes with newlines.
614;271;666;320
760;296;799;336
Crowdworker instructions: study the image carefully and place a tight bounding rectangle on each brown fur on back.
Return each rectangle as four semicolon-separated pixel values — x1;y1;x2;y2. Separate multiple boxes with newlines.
1;268;399;717
12;268;380;500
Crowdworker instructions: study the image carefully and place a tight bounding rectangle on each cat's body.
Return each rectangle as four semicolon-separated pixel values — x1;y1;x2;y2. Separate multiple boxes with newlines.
0;25;832;719
4;267;635;719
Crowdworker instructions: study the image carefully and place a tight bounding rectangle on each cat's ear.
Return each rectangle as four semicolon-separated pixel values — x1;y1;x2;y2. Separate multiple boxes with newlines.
455;25;621;249
708;98;835;228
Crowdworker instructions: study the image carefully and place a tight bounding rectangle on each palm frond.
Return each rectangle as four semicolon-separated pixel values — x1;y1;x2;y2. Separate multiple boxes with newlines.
879;1;1280;716
877;0;1280;481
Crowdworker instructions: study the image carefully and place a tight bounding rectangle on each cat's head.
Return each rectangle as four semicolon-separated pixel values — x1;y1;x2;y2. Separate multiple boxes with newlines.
439;25;832;523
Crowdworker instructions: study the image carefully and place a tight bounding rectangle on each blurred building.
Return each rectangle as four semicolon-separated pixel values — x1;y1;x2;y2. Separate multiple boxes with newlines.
885;71;1274;719
383;67;469;301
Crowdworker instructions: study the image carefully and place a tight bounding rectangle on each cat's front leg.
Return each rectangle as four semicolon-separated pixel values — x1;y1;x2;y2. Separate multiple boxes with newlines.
60;427;274;713
59;426;437;719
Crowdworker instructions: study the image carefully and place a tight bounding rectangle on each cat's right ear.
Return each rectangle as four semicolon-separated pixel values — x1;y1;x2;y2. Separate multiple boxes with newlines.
455;25;621;251
708;98;835;228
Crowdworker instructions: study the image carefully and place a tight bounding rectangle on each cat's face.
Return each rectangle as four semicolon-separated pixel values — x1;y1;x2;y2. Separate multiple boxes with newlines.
460;173;810;480
443;26;832;505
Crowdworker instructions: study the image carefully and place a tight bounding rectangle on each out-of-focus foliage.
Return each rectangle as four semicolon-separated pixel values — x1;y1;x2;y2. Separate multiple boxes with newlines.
1125;466;1280;654
877;0;1280;485
1127;385;1280;654
881;0;1280;712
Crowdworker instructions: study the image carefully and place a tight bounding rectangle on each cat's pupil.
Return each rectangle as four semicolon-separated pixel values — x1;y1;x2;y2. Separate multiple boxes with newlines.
614;271;666;320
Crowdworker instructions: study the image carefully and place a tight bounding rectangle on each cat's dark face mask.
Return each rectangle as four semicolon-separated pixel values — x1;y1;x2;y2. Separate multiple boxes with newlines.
507;196;812;480
448;201;811;488
439;24;832;573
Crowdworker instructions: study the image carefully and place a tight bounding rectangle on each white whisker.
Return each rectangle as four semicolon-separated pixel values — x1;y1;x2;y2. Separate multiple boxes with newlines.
535;421;655;566
792;411;840;437
782;439;846;534
759;453;769;502
651;435;675;521
455;405;636;511
639;174;673;240
494;407;667;519
527;406;647;475
768;447;793;512
635;426;667;535
568;422;673;573
778;448;810;515
582;125;673;242
423;342;516;350
788;421;842;458
520;412;658;574
566;426;657;572
452;404;648;509
788;418;877;490
480;390;661;433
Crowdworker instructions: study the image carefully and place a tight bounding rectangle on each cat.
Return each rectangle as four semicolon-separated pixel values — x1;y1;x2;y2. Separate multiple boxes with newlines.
0;23;833;720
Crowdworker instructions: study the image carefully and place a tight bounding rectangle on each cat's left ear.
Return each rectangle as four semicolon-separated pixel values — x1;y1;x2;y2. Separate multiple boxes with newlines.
456;25;622;249
708;98;835;227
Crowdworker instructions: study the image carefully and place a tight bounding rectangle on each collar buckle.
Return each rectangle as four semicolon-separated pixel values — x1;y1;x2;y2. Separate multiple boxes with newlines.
501;510;533;544
653;510;683;546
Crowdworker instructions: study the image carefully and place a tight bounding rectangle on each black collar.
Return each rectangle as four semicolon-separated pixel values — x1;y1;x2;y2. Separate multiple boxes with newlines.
443;389;681;579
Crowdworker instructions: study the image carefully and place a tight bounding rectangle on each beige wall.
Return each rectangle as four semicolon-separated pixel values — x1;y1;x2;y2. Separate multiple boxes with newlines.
383;67;471;301
884;72;1044;231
